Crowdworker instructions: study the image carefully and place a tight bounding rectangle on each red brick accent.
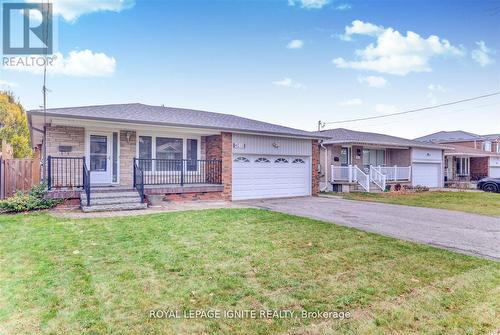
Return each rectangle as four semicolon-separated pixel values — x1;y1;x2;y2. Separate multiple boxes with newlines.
470;156;489;176
46;189;81;199
221;132;232;201
205;135;222;160
311;140;319;196
161;191;223;202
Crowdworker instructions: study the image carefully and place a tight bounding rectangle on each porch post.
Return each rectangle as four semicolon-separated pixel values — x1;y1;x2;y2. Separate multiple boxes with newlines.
47;156;52;190
394;165;397;181
133;158;136;188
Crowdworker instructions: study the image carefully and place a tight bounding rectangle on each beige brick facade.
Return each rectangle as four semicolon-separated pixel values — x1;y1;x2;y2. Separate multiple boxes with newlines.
46;126;85;158
119;130;136;186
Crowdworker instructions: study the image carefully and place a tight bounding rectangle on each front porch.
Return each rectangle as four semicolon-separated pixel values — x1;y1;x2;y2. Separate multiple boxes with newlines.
444;155;488;185
320;143;413;192
331;164;412;192
47;156;223;203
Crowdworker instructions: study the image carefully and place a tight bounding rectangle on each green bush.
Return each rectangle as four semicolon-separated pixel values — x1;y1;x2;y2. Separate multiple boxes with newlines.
0;183;61;213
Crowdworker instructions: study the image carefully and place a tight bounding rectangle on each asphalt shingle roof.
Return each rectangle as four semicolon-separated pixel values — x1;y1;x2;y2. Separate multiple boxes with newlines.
414;130;483;142
28;103;324;139
313;128;446;149
445;145;500;157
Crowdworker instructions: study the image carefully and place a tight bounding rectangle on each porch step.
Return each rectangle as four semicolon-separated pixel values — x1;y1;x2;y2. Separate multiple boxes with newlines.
80;191;140;200
80;188;147;213
81;202;148;213
81;196;142;206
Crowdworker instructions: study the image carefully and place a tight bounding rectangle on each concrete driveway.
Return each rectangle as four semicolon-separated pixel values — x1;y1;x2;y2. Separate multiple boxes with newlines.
239;196;500;261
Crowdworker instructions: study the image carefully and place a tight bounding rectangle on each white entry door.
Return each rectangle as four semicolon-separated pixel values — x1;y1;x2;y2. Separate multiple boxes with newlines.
232;155;311;200
88;133;112;184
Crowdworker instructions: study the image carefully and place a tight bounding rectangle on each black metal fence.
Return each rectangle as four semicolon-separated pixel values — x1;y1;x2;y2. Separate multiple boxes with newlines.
134;158;222;186
47;156;85;190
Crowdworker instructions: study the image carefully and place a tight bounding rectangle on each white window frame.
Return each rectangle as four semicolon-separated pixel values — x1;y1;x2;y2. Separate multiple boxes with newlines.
483;141;492;151
456;157;470;176
135;132;201;174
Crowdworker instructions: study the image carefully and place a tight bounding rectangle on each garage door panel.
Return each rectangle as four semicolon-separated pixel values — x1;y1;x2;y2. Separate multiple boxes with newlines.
412;163;441;188
233;155;310;200
490;167;500;178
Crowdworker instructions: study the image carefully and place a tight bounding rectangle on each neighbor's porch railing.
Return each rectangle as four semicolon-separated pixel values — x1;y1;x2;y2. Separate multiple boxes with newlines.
373;165;411;182
133;158;222;186
369;166;387;191
331;165;370;191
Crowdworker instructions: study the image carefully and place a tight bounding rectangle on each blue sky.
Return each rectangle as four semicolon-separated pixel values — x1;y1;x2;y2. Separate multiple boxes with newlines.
1;0;499;138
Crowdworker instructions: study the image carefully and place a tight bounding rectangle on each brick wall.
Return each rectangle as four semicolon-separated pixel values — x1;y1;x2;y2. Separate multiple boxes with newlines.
120;130;136;186
311;140;319;196
205;135;222;160
221;132;232;200
352;145;363;167
162;191;223;202
470;156;489;177
46;126;85;158
386;149;410;166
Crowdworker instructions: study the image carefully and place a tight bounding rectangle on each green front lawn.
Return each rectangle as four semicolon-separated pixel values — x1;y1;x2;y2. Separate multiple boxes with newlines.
340;191;500;216
1;209;498;334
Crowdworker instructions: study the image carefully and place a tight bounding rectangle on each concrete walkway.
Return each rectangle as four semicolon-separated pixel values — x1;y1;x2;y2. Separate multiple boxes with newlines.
239;196;500;261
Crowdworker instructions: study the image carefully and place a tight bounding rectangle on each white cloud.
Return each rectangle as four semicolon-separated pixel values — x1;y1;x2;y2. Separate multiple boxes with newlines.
273;77;305;89
5;50;116;77
0;80;18;88
427;84;447;105
428;84;446;92
358;75;387;88
471;41;495;67
334;3;351;10
375;104;398;114
26;0;135;22
288;0;329;9
338;98;363;106
333;20;464;75
340;20;384;41
287;39;304;49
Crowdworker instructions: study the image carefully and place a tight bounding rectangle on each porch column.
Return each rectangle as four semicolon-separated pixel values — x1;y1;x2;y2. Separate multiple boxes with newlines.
120;130;136;187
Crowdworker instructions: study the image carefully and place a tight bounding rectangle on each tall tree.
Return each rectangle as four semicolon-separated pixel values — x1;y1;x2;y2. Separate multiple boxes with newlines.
0;91;32;158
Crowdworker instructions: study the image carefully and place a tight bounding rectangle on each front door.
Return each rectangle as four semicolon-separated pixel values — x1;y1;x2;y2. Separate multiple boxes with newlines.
340;147;351;166
88;133;112;184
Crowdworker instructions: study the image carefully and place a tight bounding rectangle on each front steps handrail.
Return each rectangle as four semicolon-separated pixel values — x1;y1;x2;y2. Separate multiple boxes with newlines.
369;165;386;191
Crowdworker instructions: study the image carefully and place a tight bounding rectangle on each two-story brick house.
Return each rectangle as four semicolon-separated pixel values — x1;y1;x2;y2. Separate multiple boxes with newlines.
415;131;500;181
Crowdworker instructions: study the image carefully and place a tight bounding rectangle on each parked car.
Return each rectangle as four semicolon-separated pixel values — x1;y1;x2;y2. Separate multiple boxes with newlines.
477;177;500;193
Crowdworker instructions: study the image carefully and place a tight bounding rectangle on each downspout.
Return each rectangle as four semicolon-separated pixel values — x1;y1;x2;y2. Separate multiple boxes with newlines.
320;141;328;192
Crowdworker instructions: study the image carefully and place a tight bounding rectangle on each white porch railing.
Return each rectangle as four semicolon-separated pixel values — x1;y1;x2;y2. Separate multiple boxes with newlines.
331;165;370;192
374;165;411;182
332;164;412;192
369;166;387;191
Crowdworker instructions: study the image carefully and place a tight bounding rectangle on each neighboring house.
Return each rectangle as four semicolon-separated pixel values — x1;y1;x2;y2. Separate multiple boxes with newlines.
415;131;500;181
314;128;447;192
27;103;324;211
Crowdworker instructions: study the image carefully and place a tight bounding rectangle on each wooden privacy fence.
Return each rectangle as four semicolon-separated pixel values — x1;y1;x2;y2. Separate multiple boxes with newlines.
0;158;41;199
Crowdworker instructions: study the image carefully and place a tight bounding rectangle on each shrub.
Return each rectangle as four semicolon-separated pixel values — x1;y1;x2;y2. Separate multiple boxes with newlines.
0;183;61;213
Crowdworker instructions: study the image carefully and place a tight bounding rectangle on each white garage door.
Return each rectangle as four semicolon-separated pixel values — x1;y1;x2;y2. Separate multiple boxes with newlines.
232;155;310;200
412;163;441;188
490;167;500;178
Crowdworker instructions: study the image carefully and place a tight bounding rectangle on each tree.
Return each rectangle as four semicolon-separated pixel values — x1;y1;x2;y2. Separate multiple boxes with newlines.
0;91;32;158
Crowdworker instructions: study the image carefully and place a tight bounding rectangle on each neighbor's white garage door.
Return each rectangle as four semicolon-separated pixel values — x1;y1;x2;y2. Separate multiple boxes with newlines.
412;163;441;188
232;155;310;200
490;167;500;178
